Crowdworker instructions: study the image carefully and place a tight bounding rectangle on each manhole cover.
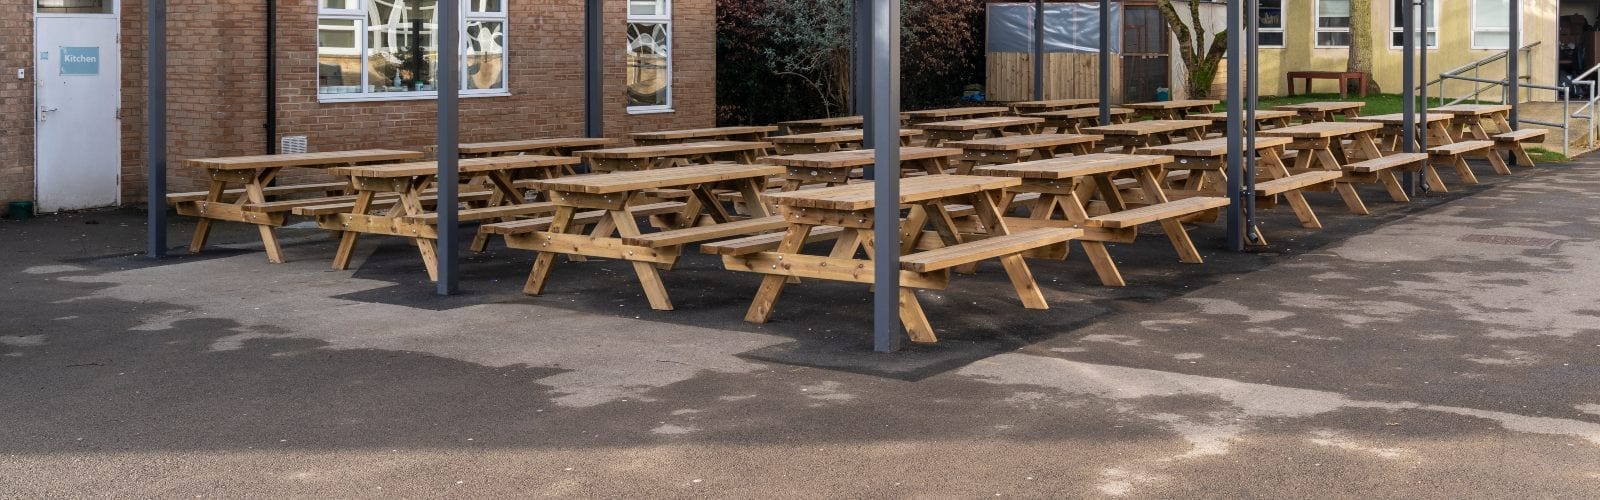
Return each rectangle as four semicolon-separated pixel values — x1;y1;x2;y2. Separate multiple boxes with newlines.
1458;234;1562;248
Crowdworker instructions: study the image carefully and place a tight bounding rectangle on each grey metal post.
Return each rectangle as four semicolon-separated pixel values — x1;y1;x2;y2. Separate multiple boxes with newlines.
1401;0;1417;195
1224;0;1244;251
849;0;861;115
1418;0;1429;194
1098;0;1111;123
1508;0;1520;129
585;0;603;139
870;0;902;353
856;0;874;151
436;0;461;295
1033;0;1045;101
147;0;168;258
1245;0;1259;244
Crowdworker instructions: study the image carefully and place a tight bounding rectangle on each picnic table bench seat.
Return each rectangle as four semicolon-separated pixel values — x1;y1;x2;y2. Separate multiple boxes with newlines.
404;203;559;224
1429;140;1508;183
1084;196;1230;229
167;181;349;204
1254;171;1343;197
897;228;1080;272
479;202;690;236
1493;129;1547;167
701;226;849;256
285;189;496;216
621;216;789;248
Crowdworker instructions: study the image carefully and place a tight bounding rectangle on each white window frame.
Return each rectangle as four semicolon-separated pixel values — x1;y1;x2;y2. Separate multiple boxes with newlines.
316;0;511;103
1314;0;1351;48
34;0;119;16
1470;0;1520;50
1388;0;1439;49
626;0;673;114
1256;0;1284;48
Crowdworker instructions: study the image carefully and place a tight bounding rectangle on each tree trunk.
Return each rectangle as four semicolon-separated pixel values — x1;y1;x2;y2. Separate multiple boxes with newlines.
1156;0;1227;99
1346;0;1382;93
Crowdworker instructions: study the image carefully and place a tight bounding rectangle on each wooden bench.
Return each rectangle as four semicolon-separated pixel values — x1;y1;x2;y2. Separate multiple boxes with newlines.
404;202;558;224
898;228;1079;273
1343;153;1430;202
1493;129;1547;167
290;190;495;217
166;181;349;204
701;226;848;255
1085;197;1230;229
479;202;689;236
1286;71;1369;98
1429;140;1506;185
621;215;789;248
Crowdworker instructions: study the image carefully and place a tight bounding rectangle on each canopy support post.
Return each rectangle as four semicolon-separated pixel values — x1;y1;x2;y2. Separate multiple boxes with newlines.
869;0;902;353
435;0;461;296
147;0;168;259
1224;0;1244;251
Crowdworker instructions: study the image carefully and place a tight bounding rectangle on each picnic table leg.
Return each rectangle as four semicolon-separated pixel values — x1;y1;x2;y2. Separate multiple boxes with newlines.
744;224;815;323
332;190;376;270
1334;181;1370;215
1130;166;1204;264
244;170;287;263
523;207;576;295
471;171;522;252
1262;149;1323;230
1484;146;1513;175
968;191;1048;309
188;180;227;253
401;178;440;282
608;209;674;310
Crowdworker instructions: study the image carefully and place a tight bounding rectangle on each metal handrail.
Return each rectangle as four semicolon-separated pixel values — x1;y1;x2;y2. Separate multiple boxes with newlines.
1418;43;1539;91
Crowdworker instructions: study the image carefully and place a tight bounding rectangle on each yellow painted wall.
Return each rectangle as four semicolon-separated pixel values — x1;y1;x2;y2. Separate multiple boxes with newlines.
1255;0;1559;101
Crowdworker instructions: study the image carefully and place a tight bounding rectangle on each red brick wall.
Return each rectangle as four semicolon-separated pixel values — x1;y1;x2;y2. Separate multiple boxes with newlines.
0;0;715;205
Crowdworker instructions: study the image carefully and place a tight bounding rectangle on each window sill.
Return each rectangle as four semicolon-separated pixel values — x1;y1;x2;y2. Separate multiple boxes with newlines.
318;90;512;103
627;107;675;115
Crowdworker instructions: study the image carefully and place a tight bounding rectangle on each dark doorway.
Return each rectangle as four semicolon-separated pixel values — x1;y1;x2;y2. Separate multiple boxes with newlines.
1122;5;1170;103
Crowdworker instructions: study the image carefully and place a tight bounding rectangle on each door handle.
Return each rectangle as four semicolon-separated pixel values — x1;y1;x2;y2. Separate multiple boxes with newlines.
40;106;59;112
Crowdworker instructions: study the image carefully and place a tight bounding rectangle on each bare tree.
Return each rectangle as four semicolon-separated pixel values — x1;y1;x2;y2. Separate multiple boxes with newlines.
1156;0;1228;99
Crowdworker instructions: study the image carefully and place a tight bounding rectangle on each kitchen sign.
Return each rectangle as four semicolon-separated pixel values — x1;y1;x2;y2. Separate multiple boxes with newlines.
59;47;100;76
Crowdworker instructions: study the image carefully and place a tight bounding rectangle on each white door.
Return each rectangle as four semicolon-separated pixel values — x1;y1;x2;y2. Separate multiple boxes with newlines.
35;0;121;213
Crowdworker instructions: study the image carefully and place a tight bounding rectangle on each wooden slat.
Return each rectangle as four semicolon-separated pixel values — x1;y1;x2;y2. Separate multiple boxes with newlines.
1258;121;1383;139
167;181;347;204
1272;101;1366;113
771;129;922;145
899;228;1080;272
1125;100;1220;110
479;202;687;235
533;164;783;194
1083;120;1212;136
621;216;789;247
904;106;1011;120
765;147;962;169
972;153;1173;179
918;116;1044;132
764;175;1019;210
456;137;618;155
777;116;865;129
186;149;424;170
700;226;847;255
288;191;495;216
630;126;779;141
1430;104;1513;115
1429;140;1494;155
405;202;558;223
1494;129;1547;143
576;141;772;159
1008;99;1099;112
1188;110;1298;123
1086;197;1230;229
1349;113;1454;125
1139;136;1293;157
946;133;1102;151
334;155;579;178
1254;171;1343;196
1028;107;1135;119
1345;153;1427;173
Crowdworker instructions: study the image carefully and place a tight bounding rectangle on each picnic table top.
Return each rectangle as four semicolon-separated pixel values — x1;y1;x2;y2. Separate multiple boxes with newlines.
333;155;580;178
764;174;1021;210
1029;107;1135;119
1125;99;1220;110
1429;104;1514;115
1258;121;1383;139
576;140;772;159
903;106;1011;118
1138;136;1293;157
533;163;784;195
1082;119;1213;136
918;116;1044;131
1272;101;1366;112
1351;113;1454;125
765;147;962;169
629;126;779;140
185;149;425;170
455;137;618;155
1188;110;1298;122
777;116;865;127
972;153;1174;180
946;133;1103;151
1008;99;1098;110
770;129;923;144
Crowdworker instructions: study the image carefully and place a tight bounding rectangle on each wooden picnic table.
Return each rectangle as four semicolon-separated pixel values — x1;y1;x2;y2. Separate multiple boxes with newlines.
1272;101;1365;123
973;153;1228;286
764;147;963;189
946;133;1102;168
722;174;1079;343
1125;100;1219;120
903;106;1011;125
1189;110;1298;132
178;149;426;263
1082;120;1210;153
777;116;864;134
1429;104;1515;140
487;163;785;311
1028;107;1135;134
771;129;923;154
918;116;1045;146
1350;113;1456;153
451;137;618;159
1138;136;1341;242
1258;121;1388;214
304;155;580;281
630;126;779;147
1008;99;1099;114
575;141;771;172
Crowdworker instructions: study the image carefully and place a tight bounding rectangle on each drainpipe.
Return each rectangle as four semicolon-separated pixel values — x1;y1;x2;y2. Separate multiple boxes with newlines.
265;0;277;154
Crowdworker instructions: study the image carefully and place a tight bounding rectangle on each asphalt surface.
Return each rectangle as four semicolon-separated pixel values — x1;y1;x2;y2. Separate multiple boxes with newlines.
3;156;1599;497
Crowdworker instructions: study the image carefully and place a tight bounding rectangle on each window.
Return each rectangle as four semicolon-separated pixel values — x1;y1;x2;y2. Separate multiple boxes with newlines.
1257;0;1284;48
37;0;112;14
627;0;672;112
1390;0;1439;48
317;0;509;101
1315;0;1351;47
1471;0;1514;49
